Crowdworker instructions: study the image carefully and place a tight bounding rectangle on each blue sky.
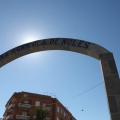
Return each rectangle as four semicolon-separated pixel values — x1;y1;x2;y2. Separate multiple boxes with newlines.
0;0;120;120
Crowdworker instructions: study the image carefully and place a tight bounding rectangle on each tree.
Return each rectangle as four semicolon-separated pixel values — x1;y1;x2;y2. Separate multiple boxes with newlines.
34;107;48;120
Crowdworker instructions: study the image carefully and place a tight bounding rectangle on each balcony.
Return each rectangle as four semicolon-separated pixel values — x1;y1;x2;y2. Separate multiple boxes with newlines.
8;104;15;109
6;115;13;120
45;118;50;120
43;107;51;111
16;115;30;119
18;103;31;108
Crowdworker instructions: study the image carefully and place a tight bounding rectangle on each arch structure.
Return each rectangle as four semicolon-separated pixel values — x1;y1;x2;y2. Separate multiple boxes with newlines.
0;38;120;120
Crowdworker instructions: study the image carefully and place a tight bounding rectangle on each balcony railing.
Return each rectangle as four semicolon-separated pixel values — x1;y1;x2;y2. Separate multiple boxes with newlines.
6;115;13;120
43;107;51;111
18;103;31;108
8;104;15;109
45;118;50;120
16;115;30;119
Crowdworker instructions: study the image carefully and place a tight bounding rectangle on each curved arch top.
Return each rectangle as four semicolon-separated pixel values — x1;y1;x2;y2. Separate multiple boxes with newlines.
0;38;110;67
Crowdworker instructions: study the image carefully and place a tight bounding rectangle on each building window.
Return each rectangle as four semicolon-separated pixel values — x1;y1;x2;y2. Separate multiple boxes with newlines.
64;112;66;117
35;101;40;106
57;116;59;120
24;101;29;104
60;109;63;114
57;106;60;112
22;112;27;116
43;103;46;107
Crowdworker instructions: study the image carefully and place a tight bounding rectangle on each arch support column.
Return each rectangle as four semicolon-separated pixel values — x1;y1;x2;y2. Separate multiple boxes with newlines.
99;53;120;120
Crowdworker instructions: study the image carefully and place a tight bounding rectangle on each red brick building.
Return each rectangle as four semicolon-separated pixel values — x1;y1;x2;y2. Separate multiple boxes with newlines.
3;91;76;120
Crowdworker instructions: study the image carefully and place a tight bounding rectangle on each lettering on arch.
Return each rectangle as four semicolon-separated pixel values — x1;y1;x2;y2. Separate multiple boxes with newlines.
0;38;109;67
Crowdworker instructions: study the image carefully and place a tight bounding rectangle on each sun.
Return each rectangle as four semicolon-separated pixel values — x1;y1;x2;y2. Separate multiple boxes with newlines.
23;36;36;44
18;32;44;46
18;31;44;45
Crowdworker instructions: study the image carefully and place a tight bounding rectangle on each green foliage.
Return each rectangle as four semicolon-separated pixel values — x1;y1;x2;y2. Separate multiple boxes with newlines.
34;107;48;120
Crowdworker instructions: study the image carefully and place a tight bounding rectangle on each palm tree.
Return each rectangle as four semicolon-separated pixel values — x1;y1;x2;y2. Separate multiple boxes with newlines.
34;107;48;120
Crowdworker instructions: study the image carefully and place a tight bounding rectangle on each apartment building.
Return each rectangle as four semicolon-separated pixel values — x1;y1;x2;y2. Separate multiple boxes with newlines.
3;91;76;120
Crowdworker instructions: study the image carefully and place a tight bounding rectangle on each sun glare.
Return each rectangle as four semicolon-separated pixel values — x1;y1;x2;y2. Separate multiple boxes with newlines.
18;32;44;45
19;34;46;61
23;36;36;44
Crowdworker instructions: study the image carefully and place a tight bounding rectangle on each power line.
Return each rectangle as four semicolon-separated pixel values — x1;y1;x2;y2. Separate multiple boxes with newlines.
73;82;103;98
